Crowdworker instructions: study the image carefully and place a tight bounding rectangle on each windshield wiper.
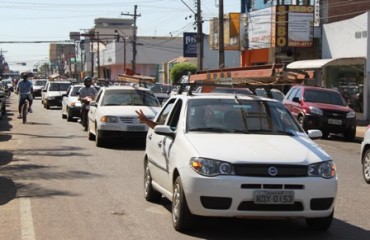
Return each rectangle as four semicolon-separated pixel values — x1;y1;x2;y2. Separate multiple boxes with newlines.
248;129;295;136
189;127;232;133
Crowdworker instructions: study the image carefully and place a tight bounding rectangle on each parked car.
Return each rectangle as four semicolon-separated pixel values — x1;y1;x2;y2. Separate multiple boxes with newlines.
254;88;285;102
61;84;83;121
32;79;47;98
87;85;161;147
360;125;370;184
283;85;356;140
143;90;337;232
41;80;72;109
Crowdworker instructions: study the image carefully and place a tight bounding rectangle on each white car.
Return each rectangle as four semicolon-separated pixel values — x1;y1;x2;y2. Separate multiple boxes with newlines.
87;85;161;147
32;79;47;98
61;84;83;121
41;80;72;109
360;125;370;183
144;91;338;232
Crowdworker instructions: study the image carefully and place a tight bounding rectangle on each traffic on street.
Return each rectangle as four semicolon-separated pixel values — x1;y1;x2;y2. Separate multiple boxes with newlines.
0;91;370;240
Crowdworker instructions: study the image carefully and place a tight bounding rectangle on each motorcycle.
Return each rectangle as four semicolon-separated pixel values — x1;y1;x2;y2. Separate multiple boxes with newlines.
80;96;93;131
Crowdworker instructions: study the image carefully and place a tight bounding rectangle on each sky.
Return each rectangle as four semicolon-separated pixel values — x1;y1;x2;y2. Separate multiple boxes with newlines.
0;0;241;73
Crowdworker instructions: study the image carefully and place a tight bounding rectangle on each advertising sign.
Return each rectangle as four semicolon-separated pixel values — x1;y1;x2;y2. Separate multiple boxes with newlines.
183;32;197;57
224;13;240;50
273;5;314;48
247;7;273;49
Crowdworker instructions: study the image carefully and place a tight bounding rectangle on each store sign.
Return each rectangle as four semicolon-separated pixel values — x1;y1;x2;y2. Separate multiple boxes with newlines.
247;8;272;49
183;32;197;58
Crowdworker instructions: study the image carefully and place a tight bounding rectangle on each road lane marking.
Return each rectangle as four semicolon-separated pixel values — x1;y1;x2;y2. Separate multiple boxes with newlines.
20;198;35;240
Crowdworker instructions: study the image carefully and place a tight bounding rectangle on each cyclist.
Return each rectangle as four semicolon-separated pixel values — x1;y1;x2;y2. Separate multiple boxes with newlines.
79;77;98;130
16;73;33;119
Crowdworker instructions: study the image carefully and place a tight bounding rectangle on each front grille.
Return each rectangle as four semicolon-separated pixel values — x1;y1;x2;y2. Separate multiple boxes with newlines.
241;184;304;190
233;164;307;177
322;110;346;119
238;201;304;211
119;117;134;123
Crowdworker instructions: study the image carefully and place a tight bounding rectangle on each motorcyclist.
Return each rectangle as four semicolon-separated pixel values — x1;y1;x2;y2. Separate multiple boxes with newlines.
16;73;33;118
78;77;98;131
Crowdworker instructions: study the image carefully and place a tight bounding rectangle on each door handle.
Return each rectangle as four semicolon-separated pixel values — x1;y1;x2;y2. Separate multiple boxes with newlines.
157;140;162;148
148;133;152;140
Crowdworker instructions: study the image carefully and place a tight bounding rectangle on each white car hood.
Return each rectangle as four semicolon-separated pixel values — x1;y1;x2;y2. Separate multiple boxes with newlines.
186;134;330;165
100;106;160;118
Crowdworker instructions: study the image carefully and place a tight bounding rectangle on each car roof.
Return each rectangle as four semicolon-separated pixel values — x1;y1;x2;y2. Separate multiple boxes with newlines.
101;85;151;91
293;85;340;93
172;92;278;103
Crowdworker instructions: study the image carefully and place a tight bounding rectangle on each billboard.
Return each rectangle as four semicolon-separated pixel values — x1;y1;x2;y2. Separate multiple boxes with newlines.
247;7;273;49
210;13;240;50
183;32;197;57
273;5;314;47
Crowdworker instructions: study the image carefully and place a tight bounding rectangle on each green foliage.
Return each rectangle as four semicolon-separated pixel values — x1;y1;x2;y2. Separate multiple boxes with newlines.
170;62;197;84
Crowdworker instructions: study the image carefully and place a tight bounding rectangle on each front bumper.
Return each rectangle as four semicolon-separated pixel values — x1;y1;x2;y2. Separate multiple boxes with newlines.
304;114;356;134
181;170;337;219
68;106;81;118
46;96;63;106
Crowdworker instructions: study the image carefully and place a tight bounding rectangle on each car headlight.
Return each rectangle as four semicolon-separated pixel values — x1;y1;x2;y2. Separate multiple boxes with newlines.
346;111;356;118
190;157;235;177
100;116;118;123
307;160;336;179
309;106;323;115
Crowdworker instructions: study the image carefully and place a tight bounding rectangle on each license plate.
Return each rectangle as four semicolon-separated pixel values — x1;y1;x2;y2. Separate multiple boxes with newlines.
127;125;145;131
254;191;294;204
328;118;342;125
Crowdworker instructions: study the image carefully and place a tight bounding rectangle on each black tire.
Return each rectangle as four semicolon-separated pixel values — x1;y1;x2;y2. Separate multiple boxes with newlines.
297;115;307;131
322;131;330;139
344;128;356;141
22;104;27;124
144;160;162;202
306;210;334;231
95;129;105;147
172;176;194;232
362;149;370;184
62;112;67;119
66;108;73;122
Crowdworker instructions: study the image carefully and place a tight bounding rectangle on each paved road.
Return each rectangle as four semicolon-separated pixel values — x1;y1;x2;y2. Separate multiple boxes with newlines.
1;94;370;240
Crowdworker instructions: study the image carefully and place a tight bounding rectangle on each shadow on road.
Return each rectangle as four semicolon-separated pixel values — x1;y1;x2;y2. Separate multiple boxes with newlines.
155;198;370;239
0;177;16;205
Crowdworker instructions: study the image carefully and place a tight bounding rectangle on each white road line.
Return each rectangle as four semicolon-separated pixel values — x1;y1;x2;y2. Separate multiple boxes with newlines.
20;198;35;240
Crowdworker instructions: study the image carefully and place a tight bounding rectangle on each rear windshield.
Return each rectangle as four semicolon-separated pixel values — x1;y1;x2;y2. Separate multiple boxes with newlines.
304;90;346;106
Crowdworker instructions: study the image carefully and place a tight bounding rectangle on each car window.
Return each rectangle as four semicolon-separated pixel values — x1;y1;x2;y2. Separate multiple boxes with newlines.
167;100;183;130
71;86;82;96
34;80;47;86
304;90;346;106
186;98;302;133
156;98;176;125
286;87;298;101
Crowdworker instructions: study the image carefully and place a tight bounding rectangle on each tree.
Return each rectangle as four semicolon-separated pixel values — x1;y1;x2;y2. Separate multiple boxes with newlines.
170;62;197;84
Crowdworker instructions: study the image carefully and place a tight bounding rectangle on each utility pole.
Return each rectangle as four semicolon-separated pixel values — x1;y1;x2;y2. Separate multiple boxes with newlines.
196;0;203;71
218;0;225;68
97;32;100;78
121;5;141;74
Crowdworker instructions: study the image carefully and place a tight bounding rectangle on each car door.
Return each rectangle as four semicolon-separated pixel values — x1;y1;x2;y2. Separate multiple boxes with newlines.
62;86;72;114
88;89;103;134
146;98;177;187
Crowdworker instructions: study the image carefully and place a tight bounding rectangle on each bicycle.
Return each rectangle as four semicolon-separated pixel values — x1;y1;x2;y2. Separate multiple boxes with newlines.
21;98;29;124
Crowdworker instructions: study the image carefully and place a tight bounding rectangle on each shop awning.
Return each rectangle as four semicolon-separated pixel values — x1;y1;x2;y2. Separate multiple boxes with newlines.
286;57;366;70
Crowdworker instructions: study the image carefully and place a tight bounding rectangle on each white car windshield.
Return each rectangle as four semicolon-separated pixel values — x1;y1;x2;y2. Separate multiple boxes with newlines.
101;89;160;107
186;98;302;134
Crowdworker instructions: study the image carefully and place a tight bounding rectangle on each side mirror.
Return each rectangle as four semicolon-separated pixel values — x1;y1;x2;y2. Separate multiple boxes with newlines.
307;129;323;140
154;125;175;138
89;101;98;107
292;97;300;103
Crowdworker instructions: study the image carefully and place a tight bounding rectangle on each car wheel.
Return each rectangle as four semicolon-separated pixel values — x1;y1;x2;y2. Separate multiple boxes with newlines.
62;109;67;119
322;131;330;139
297;115;307;131
344;128;356;141
362;149;370;184
88;124;95;141
95;128;105;147
172;176;194;232
66;108;73;122
306;209;334;231
144;160;162;202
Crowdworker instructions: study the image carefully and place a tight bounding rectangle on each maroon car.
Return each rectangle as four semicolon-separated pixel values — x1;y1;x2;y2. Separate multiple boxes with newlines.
283;85;356;140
